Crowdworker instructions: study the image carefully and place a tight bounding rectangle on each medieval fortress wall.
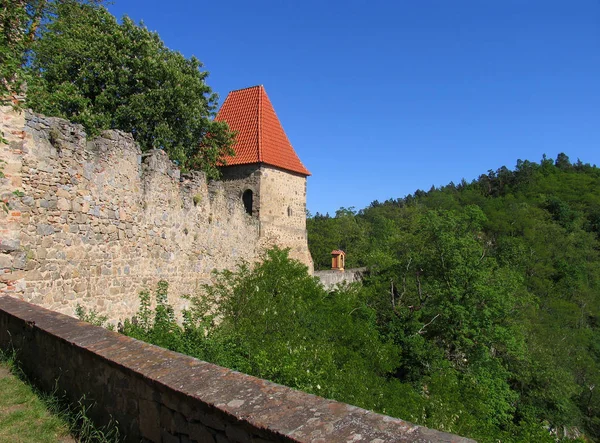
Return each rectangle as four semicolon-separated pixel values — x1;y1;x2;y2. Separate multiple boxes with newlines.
0;106;310;321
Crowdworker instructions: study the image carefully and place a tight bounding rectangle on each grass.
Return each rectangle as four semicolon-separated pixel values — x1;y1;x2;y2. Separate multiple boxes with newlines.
0;350;121;442
0;360;73;443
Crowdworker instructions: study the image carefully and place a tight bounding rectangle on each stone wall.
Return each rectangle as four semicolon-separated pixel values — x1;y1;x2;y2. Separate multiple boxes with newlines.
220;164;313;272
314;268;368;290
220;164;262;217
0;296;476;443
0;106;264;321
258;166;313;271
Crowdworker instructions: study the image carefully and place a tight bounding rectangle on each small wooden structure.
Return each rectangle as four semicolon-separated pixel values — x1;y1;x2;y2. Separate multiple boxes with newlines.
331;250;345;271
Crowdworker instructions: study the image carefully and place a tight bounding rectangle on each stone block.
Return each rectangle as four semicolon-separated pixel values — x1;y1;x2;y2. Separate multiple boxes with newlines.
161;430;181;443
174;410;189;435
56;188;70;198
139;399;161;442
0;238;19;252
0;254;13;269
225;425;252;443
188;423;216;443
160;405;176;433
57;198;70;210
11;251;26;270
36;224;55;236
197;413;226;431
214;434;230;443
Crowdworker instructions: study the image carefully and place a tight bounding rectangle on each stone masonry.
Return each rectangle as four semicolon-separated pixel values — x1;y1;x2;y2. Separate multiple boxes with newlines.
221;164;313;271
0;106;315;321
314;268;368;291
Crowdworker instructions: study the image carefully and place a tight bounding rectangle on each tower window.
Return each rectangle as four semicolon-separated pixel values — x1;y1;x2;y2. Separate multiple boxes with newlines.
287;206;293;217
242;189;253;215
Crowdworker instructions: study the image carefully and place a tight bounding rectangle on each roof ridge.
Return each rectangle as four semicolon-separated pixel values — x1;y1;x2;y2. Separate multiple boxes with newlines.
257;86;263;163
228;84;263;94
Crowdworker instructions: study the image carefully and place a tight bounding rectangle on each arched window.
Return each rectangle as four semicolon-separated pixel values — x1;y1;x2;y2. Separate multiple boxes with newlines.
287;206;293;217
242;189;253;215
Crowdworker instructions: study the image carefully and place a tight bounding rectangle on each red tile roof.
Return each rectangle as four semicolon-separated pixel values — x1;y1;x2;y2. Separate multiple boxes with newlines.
215;85;310;176
331;250;345;255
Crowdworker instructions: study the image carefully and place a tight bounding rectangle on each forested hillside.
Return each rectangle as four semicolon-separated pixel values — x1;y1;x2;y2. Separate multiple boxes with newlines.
308;154;600;441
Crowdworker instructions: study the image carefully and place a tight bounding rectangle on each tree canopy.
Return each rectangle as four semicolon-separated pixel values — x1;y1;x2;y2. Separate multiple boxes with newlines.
100;153;600;441
2;1;235;178
1;1;101;102
306;153;600;441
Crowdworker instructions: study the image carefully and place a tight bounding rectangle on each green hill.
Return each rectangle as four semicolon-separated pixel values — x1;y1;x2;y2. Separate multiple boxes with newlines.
308;153;600;441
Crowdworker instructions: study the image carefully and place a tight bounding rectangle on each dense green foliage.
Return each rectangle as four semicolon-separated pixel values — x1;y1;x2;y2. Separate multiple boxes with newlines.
0;0;35;102
307;154;599;441
118;154;599;442
113;153;600;441
120;252;422;418
1;1;102;103
2;1;234;178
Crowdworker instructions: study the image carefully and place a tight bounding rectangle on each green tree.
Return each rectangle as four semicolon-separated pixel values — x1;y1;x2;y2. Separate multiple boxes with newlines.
307;154;600;440
1;0;34;102
0;1;104;104
186;248;399;405
307;207;368;270
25;2;234;177
122;248;414;420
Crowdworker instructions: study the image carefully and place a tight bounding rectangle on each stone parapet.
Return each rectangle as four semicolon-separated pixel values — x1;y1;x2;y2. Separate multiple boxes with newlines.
315;268;368;290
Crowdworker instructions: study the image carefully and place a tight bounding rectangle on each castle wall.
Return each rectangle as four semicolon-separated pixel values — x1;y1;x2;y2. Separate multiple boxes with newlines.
220;164;313;271
314;268;368;290
0;107;261;321
258;166;313;271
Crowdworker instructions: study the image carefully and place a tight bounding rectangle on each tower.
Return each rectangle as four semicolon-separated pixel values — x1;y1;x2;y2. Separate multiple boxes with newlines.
331;250;345;271
215;85;313;271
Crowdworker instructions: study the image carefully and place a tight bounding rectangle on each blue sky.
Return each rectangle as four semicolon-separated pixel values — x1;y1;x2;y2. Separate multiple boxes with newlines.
106;1;599;216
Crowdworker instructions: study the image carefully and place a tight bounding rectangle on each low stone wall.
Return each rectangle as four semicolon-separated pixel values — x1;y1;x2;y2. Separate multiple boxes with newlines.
0;296;475;443
314;267;367;290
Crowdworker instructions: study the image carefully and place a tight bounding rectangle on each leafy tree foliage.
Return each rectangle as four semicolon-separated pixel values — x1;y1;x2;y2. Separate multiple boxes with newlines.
307;153;600;441
121;249;420;417
1;0;35;102
0;0;102;103
22;2;234;178
116;153;599;442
